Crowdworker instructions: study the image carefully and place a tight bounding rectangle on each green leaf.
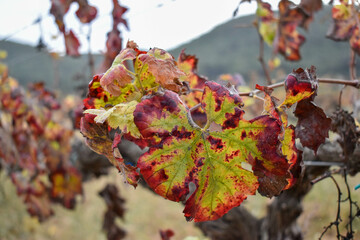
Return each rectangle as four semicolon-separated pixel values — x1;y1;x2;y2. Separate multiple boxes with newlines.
134;82;291;222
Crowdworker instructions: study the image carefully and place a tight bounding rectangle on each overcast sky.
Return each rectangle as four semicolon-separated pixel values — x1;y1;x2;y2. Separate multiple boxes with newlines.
0;0;296;54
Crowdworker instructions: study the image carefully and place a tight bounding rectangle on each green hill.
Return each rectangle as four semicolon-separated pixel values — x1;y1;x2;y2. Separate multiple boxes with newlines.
170;6;350;83
0;40;103;94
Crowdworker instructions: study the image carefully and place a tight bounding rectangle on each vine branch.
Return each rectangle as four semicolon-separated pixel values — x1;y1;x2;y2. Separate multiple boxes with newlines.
238;78;360;97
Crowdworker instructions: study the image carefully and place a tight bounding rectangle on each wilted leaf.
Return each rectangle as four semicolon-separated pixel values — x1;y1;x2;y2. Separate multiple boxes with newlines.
276;0;308;61
256;84;301;189
64;30;80;57
281;66;318;107
50;167;83;209
75;3;97;23
138;48;186;93
112;0;128;29
80;114;139;187
257;1;277;46
160;229;175;240
294;99;332;153
11;172;54;221
99;184;127;240
299;0;322;14
83;74;139;110
134;82;292;222
327;2;360;55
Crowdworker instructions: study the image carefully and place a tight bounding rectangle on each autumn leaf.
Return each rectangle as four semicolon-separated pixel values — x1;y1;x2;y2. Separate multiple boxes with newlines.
11;172;54;221
64;30;80;57
134;82;292;222
281;66;318;107
294;99;332;153
327;2;360;55
160;229;175;240
49;0;72;32
177;50;208;126
276;0;307;61
83;74;139;110
49;167;83;209
75;3;97;23
138;48;186;93
299;0;322;14
257;1;277;46
80;114;139;187
255;84;301;189
112;0;129;29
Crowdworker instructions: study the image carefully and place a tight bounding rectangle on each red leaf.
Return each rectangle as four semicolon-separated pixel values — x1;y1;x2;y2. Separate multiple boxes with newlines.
112;0;129;29
160;229;175;240
276;0;308;61
134;82;293;221
327;2;360;55
64;30;80;57
76;3;98;23
49;0;72;32
50;167;83;209
294;99;332;153
11;172;54;221
80;114;139;187
282;66;318;107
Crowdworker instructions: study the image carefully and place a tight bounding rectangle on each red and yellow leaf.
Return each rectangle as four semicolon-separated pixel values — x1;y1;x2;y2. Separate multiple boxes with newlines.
134;82;292;222
50;167;83;209
281;67;318;107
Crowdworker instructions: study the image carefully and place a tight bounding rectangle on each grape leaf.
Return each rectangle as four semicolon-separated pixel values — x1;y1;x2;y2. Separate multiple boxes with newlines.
177;50;208;127
281;66;318;107
350;27;360;55
134;82;292;222
327;2;360;55
294;99;332;153
64;30;80;57
299;0;322;14
276;0;307;61
11;172;54;221
112;0;129;30
99;184;127;240
80;114;139;187
75;3;97;23
160;229;175;240
50;167;83;209
257;1;277;46
137;48;186;93
255;84;301;189
83;74;138;110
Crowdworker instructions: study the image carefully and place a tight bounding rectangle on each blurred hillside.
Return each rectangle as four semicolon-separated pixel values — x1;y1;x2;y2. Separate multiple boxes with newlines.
170;6;351;82
0;40;103;94
0;6;352;93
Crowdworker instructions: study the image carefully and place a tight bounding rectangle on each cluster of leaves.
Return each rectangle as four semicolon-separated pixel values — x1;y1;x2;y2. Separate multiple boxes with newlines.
253;0;322;62
239;0;360;72
49;0;128;64
81;40;333;222
327;0;360;56
0;71;82;221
